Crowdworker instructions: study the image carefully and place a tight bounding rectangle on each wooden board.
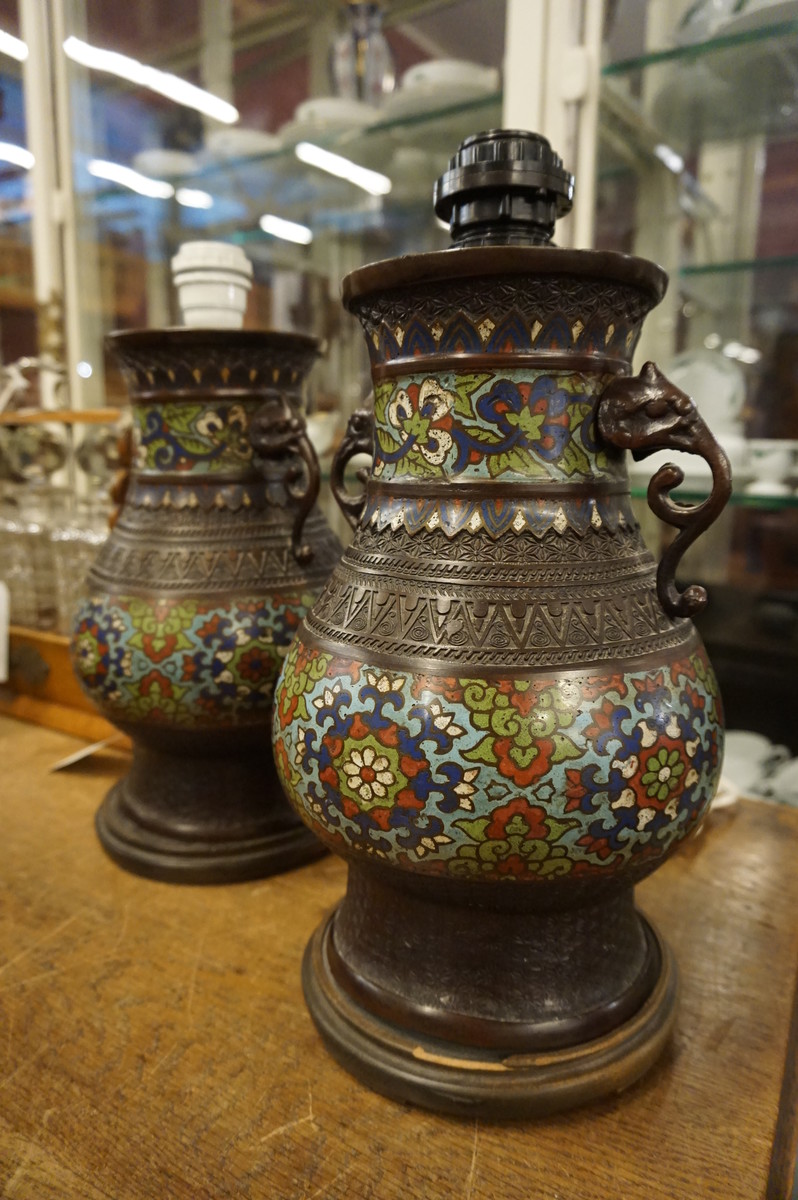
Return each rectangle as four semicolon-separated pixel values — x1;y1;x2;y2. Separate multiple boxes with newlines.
0;408;123;425
1;628;122;743
0;715;796;1200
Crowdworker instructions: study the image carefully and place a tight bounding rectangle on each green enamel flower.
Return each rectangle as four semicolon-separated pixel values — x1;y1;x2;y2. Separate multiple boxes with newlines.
641;747;685;802
335;737;407;811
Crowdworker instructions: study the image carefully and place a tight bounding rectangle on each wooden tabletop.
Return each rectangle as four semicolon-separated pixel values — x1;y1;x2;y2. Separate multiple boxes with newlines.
1;715;797;1200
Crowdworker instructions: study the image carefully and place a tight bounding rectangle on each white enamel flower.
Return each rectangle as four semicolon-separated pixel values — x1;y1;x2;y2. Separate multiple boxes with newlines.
313;683;342;711
386;388;412;439
196;410;225;437
454;767;479;811
419;429;453;465
427;699;464;738
665;715;681;739
415;833;453;858
342;746;395;803
294;732;309;766
365;671;405;693
612;754;639;779
638;721;658;748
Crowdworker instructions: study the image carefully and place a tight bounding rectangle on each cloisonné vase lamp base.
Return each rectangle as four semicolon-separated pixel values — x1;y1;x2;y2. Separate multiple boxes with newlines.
274;131;731;1115
74;322;340;884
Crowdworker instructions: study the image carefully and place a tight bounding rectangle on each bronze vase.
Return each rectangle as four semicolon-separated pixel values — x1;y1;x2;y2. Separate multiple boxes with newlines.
272;132;731;1115
72;329;341;883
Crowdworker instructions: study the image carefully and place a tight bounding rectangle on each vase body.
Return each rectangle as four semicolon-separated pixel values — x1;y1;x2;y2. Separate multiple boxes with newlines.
72;329;341;882
273;247;727;1115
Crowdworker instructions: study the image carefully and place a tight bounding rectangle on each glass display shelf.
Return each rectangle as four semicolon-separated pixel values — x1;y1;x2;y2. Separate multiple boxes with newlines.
677;254;798;348
78;91;503;249
630;487;798;510
603;17;798;75
681;253;798;289
602;19;798;148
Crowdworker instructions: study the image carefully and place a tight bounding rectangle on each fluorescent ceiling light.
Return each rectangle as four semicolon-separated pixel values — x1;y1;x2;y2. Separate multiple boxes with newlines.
88;158;174;199
295;141;391;196
0;142;34;169
259;213;313;245
654;143;685;175
63;36;238;125
176;187;213;209
0;30;27;61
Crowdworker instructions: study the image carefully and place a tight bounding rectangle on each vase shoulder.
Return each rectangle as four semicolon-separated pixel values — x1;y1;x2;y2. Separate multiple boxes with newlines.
89;503;340;597
305;520;690;673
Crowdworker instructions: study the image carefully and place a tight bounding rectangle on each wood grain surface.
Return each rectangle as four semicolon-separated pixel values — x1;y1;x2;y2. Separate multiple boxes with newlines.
1;714;796;1200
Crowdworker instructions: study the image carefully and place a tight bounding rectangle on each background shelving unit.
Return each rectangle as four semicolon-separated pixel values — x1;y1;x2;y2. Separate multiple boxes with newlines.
598;0;798;750
0;0;796;746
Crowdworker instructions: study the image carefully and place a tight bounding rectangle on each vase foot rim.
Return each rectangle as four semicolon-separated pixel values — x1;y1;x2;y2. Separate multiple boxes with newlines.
96;782;326;884
302;910;679;1118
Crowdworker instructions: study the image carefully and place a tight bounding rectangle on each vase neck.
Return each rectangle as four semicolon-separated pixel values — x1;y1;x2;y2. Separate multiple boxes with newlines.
371;365;625;487
132;393;301;480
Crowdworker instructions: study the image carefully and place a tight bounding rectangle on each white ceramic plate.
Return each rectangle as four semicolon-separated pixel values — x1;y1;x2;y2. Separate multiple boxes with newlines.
280;97;380;144
402;59;499;92
295;96;380;126
664;348;746;434
132;149;197;178
382;77;500;122
204;128;282;160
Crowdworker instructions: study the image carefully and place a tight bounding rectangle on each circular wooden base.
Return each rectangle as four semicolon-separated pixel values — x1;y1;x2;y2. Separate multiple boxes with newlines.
303;911;679;1118
96;780;325;885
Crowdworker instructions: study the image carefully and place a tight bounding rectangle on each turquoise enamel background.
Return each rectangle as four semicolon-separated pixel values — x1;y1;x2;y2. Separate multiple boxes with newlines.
372;368;621;484
274;637;724;882
72;591;316;728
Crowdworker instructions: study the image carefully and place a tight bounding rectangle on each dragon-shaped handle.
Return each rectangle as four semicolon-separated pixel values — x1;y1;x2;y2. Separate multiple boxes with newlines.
108;425;133;530
598;361;732;620
250;391;321;565
330;407;374;531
